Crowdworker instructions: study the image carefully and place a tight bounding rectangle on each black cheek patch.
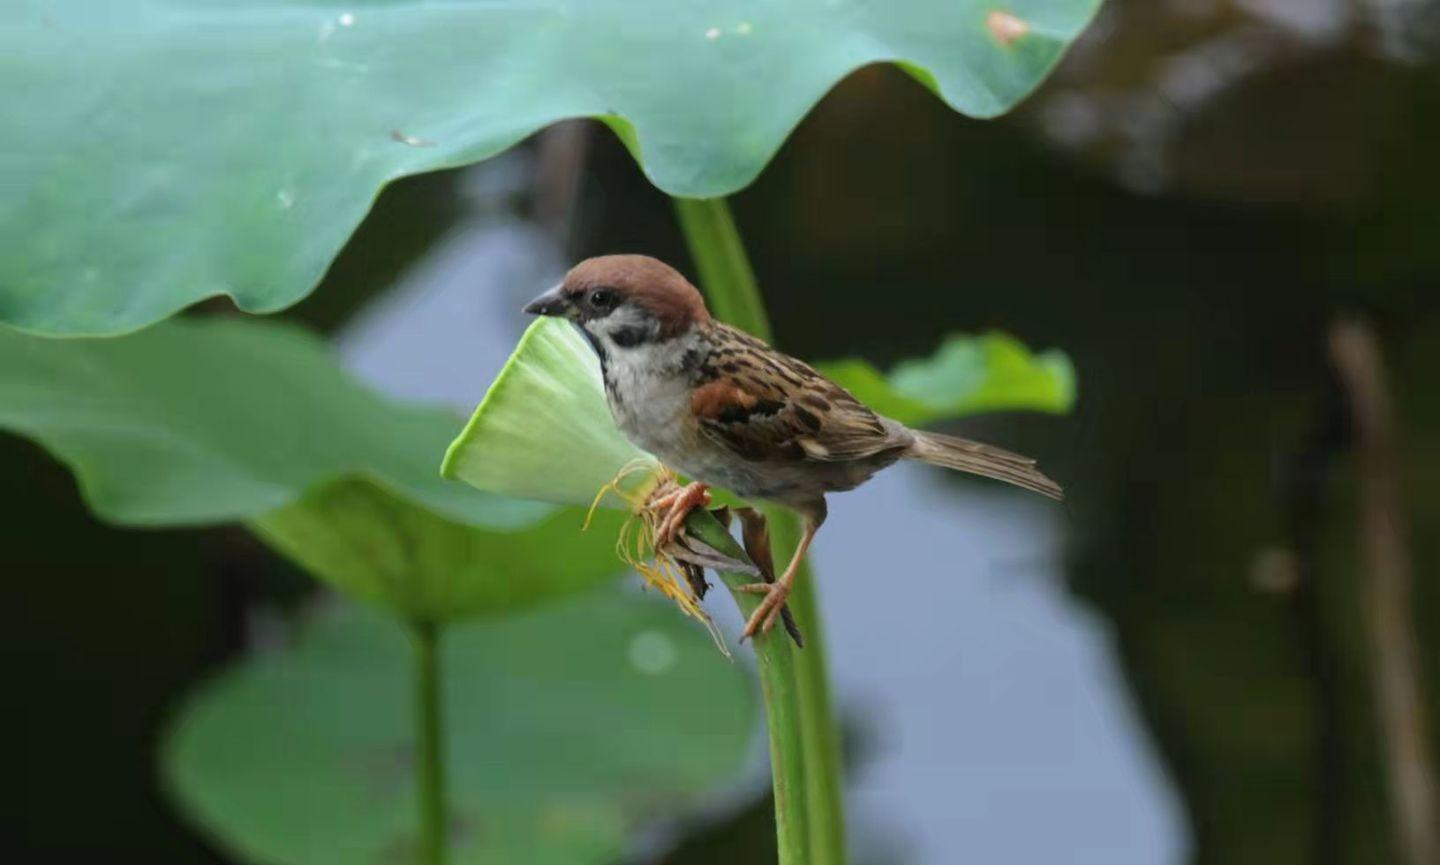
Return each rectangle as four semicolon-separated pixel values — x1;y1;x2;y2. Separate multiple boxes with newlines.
609;326;647;348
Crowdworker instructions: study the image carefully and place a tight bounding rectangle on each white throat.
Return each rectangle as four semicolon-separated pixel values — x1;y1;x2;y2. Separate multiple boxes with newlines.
590;324;704;462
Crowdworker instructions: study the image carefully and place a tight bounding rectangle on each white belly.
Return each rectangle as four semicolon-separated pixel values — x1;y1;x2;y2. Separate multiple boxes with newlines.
603;340;697;465
610;375;692;462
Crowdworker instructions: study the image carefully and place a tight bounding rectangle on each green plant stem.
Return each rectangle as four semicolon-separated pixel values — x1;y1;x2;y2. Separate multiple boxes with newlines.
674;196;849;865
412;620;448;865
673;196;773;333
686;514;811;864
764;510;845;865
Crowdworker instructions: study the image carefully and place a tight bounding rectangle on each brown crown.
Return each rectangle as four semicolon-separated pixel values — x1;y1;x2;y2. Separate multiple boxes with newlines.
563;254;711;338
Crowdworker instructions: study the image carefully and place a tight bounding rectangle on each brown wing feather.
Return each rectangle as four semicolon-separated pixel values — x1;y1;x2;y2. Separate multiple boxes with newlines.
691;325;908;464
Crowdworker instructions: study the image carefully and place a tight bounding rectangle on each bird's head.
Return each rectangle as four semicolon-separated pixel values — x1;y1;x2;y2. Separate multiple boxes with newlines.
523;255;711;351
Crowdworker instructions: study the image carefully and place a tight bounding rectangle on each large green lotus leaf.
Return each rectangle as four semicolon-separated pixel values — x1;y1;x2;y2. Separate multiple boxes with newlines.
250;477;625;622
0;0;1102;335
164;590;758;865
818;332;1076;426
0;316;547;528
443;317;661;509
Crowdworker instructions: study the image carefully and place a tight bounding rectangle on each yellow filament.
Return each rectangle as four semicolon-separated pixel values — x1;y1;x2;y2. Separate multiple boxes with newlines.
587;463;729;656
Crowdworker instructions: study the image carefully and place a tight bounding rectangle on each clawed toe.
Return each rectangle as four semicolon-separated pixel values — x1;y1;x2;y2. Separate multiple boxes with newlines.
647;481;711;549
739;581;792;641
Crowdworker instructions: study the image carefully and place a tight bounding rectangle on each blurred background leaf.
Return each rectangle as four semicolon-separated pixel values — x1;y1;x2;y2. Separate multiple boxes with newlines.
0;0;1100;335
163;588;759;865
0;317;541;528
818;332;1075;426
250;478;626;623
0;316;630;620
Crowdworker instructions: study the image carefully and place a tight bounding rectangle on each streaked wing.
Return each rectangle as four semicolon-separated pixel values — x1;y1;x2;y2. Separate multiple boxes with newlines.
690;325;906;464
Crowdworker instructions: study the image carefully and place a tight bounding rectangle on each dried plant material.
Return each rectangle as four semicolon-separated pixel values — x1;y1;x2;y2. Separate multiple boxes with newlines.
670;533;758;577
1330;319;1440;865
589;466;732;656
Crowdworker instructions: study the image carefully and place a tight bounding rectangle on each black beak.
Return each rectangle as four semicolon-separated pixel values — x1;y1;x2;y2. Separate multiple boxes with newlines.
523;285;568;317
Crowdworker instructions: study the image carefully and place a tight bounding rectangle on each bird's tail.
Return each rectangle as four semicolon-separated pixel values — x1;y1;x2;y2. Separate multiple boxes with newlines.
903;430;1063;500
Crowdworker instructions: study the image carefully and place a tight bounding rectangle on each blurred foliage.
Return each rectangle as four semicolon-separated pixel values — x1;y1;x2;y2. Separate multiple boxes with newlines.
818;332;1075;426
0;0;1099;336
164;589;759;865
0;318;540;529
252;478;626;623
1023;0;1438;203
11;432;235;863
0;316;628;620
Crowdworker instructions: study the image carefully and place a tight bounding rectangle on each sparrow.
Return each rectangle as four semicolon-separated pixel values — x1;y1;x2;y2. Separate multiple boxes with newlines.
524;254;1062;641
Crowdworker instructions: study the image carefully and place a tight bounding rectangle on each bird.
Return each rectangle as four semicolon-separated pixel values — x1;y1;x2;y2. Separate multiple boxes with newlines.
524;254;1062;641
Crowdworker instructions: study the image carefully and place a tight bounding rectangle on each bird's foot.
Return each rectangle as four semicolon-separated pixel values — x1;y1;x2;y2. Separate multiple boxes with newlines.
737;579;793;641
645;480;711;550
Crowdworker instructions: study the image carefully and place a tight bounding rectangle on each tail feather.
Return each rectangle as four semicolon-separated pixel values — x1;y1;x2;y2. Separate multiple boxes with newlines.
904;430;1063;500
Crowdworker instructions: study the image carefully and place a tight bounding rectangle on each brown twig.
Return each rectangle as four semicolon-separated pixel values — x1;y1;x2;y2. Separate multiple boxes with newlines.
1329;318;1440;865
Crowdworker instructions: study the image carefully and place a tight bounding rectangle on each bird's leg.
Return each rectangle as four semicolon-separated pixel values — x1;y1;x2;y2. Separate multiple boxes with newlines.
735;507;804;647
646;480;711;549
737;516;818;641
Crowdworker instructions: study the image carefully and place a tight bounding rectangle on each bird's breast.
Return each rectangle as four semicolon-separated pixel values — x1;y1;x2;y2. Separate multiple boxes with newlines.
599;335;817;501
601;343;700;462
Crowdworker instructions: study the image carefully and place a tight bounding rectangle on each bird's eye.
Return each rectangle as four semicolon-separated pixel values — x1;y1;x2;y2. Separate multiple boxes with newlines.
589;288;617;309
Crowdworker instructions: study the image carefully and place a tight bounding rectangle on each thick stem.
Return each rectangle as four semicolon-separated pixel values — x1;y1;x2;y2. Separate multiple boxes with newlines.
412;620;448;865
766;509;846;865
673;196;773;337
674;196;849;865
687;514;811;864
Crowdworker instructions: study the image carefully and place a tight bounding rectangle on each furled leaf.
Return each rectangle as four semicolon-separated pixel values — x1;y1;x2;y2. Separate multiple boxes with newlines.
818;332;1076;426
442;317;661;510
164;589;759;865
0;0;1103;335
